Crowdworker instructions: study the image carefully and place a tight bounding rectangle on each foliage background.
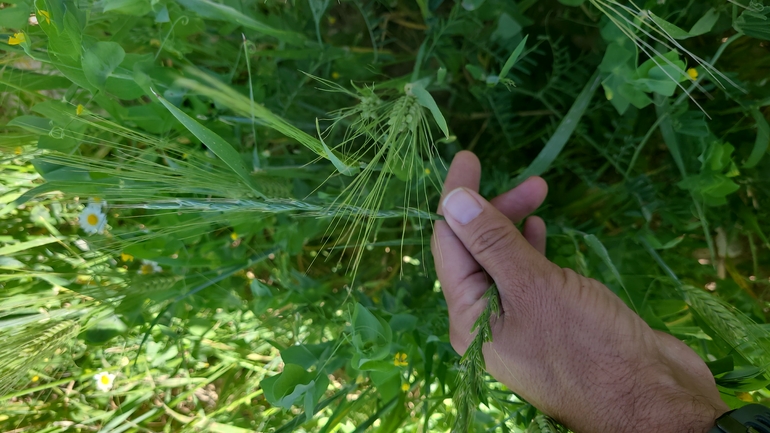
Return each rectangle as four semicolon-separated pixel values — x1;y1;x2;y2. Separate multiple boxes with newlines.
1;0;769;431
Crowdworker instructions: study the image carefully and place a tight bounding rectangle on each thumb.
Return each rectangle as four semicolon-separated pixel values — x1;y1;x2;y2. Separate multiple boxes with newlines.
441;187;556;311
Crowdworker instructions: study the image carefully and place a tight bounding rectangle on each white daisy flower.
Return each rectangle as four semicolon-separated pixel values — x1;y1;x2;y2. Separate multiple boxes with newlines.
93;371;115;392
138;260;162;275
79;205;107;235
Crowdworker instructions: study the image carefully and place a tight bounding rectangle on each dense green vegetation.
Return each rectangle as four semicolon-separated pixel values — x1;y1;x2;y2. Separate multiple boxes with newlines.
1;0;769;431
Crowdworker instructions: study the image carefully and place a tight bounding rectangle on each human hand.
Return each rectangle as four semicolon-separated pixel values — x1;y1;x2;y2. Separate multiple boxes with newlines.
431;151;728;433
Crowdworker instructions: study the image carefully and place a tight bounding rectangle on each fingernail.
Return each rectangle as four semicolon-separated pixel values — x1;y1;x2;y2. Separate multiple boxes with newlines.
443;188;482;225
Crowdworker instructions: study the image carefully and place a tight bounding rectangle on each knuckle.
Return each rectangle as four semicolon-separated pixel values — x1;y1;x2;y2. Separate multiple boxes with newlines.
468;223;515;260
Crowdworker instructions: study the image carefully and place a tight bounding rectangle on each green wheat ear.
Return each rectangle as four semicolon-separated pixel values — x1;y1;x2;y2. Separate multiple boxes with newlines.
0;319;80;396
527;414;568;433
453;284;500;433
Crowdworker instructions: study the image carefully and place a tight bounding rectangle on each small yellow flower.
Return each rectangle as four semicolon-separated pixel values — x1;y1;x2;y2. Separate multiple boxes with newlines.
331;71;340;80
401;382;409;392
230;232;238;241
393;352;408;367
687;68;698;80
8;32;25;45
424;168;431;175
31;375;39;382
150;39;161;47
37;10;50;24
14;146;22;155
120;252;134;262
605;87;614;101
76;104;84;116
328;16;337;24
736;391;753;402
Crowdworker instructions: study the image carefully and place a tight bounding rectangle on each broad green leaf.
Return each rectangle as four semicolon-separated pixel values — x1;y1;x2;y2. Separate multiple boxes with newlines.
177;0;306;45
84;314;128;344
649;12;690;40
408;83;449;138
154;90;264;198
82;41;125;91
6;115;52;135
0;2;31;28
461;0;484;11
262;364;328;412
350;303;392;368
316;119;358;176
734;5;770;41
491;13;522;41
0;70;71;93
514;70;601;183
744;108;769;168
103;0;151;15
689;8;719;36
281;342;333;370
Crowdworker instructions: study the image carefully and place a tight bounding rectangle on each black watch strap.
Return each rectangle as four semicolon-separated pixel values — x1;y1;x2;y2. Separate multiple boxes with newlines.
709;404;770;433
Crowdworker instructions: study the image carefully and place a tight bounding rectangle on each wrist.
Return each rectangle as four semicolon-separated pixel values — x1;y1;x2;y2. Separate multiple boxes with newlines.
610;358;727;433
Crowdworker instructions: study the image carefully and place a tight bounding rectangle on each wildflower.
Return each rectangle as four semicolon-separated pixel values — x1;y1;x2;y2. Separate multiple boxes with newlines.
120;252;134;262
401;382;409;392
14;146;22;155
79;205;107;235
37;9;50;24
736;392;753;402
31;375;39;382
331;71;340;80
230;232;238;241
393;352;408;367
8;32;25;45
687;68;698;80
93;371;115;392
76;104;84;116
424;168;431;175
138;259;161;275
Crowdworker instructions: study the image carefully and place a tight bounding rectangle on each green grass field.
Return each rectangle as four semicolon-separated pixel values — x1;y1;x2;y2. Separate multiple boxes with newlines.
1;0;769;431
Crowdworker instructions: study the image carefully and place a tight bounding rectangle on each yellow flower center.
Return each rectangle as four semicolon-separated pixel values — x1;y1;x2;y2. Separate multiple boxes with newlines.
140;264;153;275
230;232;238;241
100;375;110;385
87;214;99;225
687;68;698;80
401;383;409;392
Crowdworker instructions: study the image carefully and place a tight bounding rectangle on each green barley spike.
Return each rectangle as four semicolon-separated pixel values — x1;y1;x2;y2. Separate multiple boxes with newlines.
452;284;499;433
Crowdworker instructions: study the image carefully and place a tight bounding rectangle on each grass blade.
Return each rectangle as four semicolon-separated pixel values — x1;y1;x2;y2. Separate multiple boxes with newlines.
176;0;306;45
513;69;601;184
744;107;769;168
583;234;637;313
499;34;529;81
152;89;264;199
409;82;449;138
